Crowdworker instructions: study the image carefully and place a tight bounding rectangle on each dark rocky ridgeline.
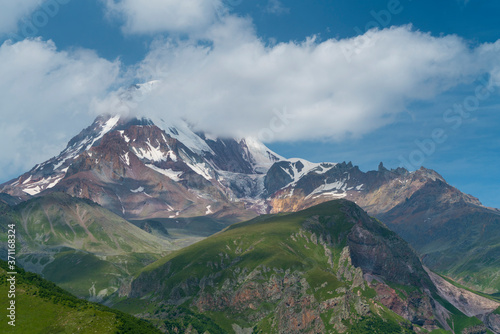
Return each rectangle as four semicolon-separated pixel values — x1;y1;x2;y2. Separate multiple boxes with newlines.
123;200;488;333
379;177;500;294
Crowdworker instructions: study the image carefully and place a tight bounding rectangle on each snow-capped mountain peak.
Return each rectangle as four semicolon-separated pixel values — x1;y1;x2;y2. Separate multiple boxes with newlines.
1;106;477;222
0;113;283;210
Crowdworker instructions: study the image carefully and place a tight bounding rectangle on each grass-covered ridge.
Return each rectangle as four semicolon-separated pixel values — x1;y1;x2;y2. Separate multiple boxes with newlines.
121;199;487;333
0;260;161;334
0;192;172;300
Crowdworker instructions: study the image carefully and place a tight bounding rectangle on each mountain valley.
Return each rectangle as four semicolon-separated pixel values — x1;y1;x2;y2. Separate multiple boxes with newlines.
0;103;499;333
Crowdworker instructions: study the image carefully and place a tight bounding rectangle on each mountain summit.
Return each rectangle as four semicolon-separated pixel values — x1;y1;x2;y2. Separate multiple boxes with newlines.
0;113;282;219
2;108;500;296
2;112;476;221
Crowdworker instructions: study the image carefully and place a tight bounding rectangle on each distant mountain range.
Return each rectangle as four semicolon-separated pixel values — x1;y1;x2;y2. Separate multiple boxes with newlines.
1;83;500;333
1;105;499;296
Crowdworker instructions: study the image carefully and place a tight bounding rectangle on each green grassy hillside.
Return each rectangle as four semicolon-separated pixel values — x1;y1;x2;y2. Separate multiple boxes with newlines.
0;260;161;334
0;193;171;299
119;200;491;333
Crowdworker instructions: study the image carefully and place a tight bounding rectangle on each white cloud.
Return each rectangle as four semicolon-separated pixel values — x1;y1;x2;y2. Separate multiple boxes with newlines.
103;0;224;35
265;0;289;15
95;22;500;143
3;1;500;184
0;0;43;35
0;38;120;181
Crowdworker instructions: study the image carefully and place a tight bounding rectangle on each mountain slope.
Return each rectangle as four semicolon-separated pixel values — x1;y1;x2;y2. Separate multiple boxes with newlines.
1;109;498;295
264;163;500;295
119;200;496;333
0;193;172;300
379;179;500;293
0;260;161;334
0;113;280;220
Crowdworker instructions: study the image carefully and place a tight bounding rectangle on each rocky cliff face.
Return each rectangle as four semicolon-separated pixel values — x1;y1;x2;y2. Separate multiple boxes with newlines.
124;200;490;333
380;179;500;294
0;114;280;220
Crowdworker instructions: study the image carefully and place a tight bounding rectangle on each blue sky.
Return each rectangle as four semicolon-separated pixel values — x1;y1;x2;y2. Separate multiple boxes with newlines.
0;0;499;207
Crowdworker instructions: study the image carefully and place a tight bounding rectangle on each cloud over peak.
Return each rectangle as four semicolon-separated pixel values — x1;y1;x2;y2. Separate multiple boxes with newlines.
94;23;500;143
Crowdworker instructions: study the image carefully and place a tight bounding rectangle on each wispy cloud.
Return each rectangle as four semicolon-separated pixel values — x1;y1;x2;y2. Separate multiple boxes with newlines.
102;0;224;35
0;0;45;36
264;0;290;15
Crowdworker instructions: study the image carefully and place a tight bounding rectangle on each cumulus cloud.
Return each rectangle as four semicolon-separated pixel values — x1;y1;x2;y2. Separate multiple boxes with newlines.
3;0;500;183
103;0;224;35
0;38;120;180
93;21;500;143
0;0;44;35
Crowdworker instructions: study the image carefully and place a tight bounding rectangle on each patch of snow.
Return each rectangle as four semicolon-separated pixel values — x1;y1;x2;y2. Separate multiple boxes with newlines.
152;117;215;155
53;157;70;170
274;159;340;192
241;137;283;172
283;159;336;187
50;140;87;171
305;179;347;199
145;164;183;181
185;161;213;181
205;205;213;215
130;187;145;193
356;184;364;190
310;192;347;200
167;211;180;218
22;176;32;185
23;186;42;196
131;139;176;162
315;163;337;174
116;194;125;215
281;166;294;179
86;115;120;150
121;152;130;166
46;175;64;189
21;174;65;195
161;133;169;144
119;130;131;143
168;151;177;162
